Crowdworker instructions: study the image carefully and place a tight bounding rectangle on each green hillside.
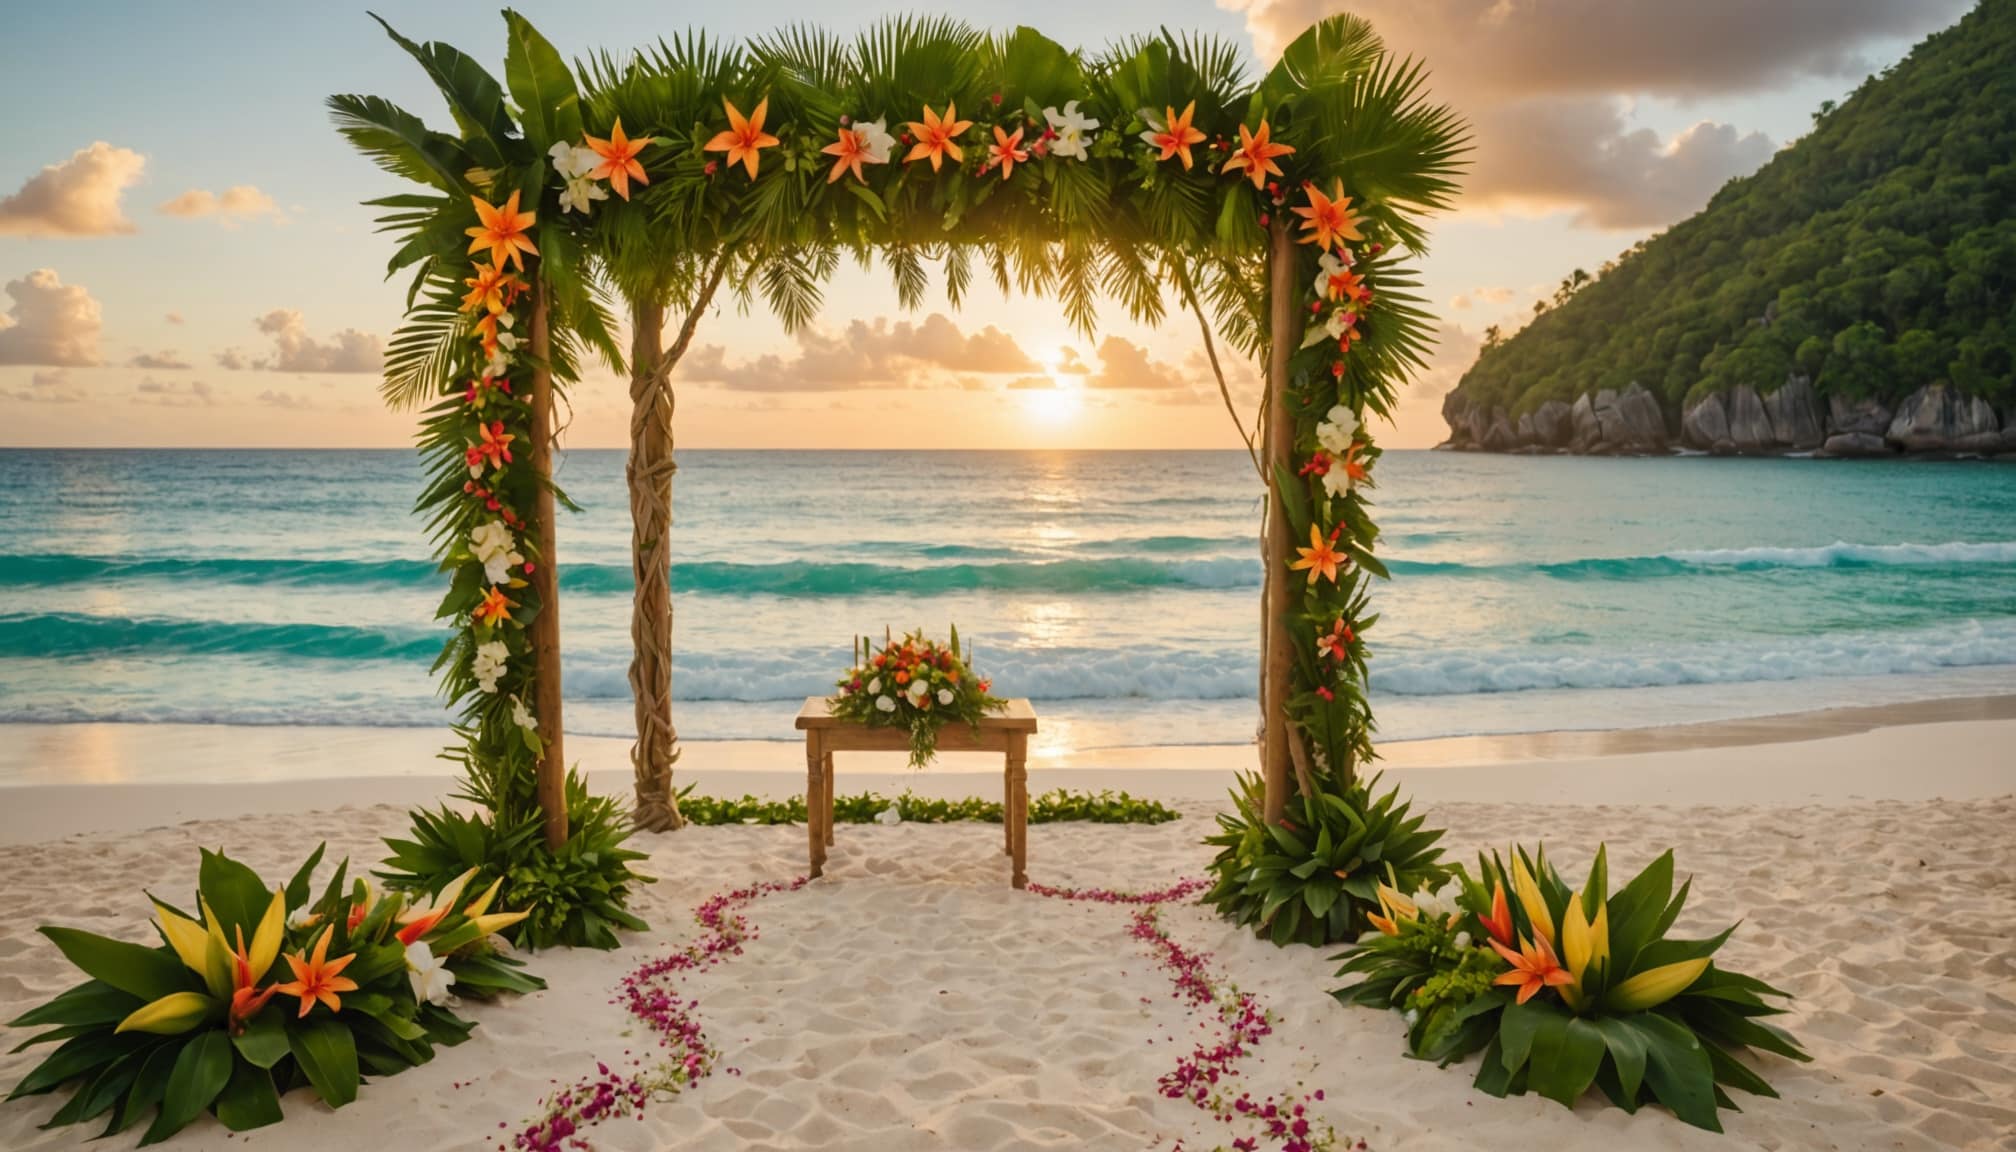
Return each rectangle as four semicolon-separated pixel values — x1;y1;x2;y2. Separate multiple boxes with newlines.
1443;0;2016;454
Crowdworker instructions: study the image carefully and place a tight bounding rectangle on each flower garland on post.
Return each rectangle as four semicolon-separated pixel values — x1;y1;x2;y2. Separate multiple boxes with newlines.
436;190;554;830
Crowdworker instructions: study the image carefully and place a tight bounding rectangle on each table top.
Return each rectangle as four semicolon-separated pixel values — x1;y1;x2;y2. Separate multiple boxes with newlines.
795;696;1038;732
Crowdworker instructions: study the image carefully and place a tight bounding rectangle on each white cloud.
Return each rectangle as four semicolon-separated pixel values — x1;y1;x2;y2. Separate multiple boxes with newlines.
679;313;1040;391
7;367;87;404
1219;0;1967;229
129;349;193;370
158;185;281;223
217;309;382;374
0;269;103;366
0;143;146;237
133;377;216;407
257;388;317;410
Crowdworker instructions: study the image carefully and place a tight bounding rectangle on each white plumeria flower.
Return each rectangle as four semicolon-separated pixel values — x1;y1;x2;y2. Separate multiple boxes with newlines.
855;118;897;165
1315;404;1359;456
404;940;458;1006
560;175;608;215
937;688;954;705
497;330;520;352
876;804;902;826
1043;101;1100;160
472;640;510;694
511;696;536;731
875;694;896;713
470;521;524;585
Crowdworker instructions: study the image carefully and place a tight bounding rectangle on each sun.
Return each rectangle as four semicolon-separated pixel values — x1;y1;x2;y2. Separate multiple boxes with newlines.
1021;350;1084;424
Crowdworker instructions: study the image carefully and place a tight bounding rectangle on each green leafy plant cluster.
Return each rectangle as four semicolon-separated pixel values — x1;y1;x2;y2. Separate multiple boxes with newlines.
380;764;651;951
1449;0;2016;419
1331;845;1809;1132
1202;771;1449;946
7;846;540;1145
676;786;1180;826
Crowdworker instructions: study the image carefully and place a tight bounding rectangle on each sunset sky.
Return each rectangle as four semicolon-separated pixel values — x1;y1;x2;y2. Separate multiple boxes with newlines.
0;0;1969;450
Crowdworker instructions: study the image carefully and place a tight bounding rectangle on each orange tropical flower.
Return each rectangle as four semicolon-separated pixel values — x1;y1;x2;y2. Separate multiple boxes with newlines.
474;587;515;626
274;927;358;1018
226;925;279;1033
904;102;973;171
1222;119;1295;189
461;262;521;315
822;127;872;185
1480;883;1516;948
585;118;655;199
1315;616;1354;663
1290;523;1347;586
1490;933;1575;1005
1341;441;1371;487
474;311;505;356
704;98;780;180
467;419;515;476
1141;101;1206;169
1292;179;1363;251
465;192;538;272
986;125;1029;180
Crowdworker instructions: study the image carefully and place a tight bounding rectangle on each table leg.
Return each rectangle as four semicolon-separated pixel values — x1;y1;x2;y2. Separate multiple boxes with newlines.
1007;733;1028;889
805;733;825;878
1004;760;1014;856
822;749;836;847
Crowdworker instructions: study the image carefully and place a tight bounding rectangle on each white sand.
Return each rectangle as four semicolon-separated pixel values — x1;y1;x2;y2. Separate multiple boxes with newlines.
2;716;2013;1151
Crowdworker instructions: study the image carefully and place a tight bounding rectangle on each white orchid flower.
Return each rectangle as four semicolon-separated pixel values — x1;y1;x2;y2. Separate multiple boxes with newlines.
548;141;585;178
560;175;607;215
1324;307;1359;342
472;640;510;694
856;118;897;165
1315;405;1359;456
510;696;536;731
470;521;524;585
404;939;458;1006
1322;466;1354;500
484;347;512;378
1044;100;1100;160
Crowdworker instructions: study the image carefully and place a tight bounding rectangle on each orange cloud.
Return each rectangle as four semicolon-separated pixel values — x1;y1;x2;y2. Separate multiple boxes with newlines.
0;143;145;237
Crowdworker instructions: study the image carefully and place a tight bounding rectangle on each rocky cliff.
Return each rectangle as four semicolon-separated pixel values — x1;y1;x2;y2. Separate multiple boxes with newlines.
1441;379;2015;458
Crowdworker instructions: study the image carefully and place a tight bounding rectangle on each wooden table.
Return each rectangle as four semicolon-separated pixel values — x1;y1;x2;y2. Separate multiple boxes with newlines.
794;697;1039;888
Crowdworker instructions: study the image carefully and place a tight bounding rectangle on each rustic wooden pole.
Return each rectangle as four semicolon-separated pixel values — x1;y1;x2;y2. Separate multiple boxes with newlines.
625;257;729;833
1260;217;1301;826
528;275;568;852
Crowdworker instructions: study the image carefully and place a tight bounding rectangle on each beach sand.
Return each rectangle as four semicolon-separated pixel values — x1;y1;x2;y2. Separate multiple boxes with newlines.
1;711;2012;1151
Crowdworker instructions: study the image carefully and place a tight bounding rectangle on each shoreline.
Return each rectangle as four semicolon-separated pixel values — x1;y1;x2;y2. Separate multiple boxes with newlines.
1;694;2010;846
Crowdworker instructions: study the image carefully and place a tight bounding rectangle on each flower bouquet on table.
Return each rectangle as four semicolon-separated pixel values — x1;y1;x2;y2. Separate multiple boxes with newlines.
6;845;542;1144
1330;843;1809;1132
830;626;1006;768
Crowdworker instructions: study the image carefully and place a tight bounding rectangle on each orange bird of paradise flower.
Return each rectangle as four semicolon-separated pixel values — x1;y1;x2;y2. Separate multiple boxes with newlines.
1292;179;1364;251
905;102;973;171
822;127;872;185
274;927;358;1018
474;587;516;626
1222;119;1295;189
704;99;780;180
461;262;521;315
1490;933;1575;1005
1480;883;1517;949
466;192;538;272
586;118;655;199
227;925;279;1032
1341;441;1371;487
1290;524;1348;586
986;125;1029;180
1145;101;1206;169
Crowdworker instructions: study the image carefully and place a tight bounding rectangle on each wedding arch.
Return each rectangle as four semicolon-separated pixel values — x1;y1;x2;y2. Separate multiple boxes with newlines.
334;10;1465;849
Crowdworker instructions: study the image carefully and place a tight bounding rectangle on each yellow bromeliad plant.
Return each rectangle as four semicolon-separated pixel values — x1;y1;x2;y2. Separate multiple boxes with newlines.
6;846;542;1144
1333;844;1809;1133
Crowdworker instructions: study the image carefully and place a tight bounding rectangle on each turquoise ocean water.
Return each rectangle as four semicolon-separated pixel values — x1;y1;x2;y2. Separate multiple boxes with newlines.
2;449;2013;763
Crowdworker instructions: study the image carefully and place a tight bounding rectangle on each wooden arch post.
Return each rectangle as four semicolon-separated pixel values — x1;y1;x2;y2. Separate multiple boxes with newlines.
1259;216;1301;826
528;274;569;852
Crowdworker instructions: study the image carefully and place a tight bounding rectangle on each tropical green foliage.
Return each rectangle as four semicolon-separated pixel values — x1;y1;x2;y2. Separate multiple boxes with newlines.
1451;0;2016;419
1331;845;1809;1132
6;847;539;1144
380;769;651;952
1203;771;1449;946
676;786;1180;826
